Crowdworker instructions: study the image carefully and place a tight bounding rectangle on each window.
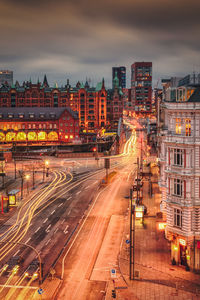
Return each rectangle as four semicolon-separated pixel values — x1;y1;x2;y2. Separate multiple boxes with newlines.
173;149;183;166
54;124;57;129
185;119;191;136
173;179;183;196
174;208;182;228
176;118;181;134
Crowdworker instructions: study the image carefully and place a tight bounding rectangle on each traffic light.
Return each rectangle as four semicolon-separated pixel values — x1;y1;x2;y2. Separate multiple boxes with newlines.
92;147;97;152
112;289;116;298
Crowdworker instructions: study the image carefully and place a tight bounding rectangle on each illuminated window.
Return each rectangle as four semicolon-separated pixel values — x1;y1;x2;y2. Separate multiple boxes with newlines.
16;132;26;141
27;132;37;141
65;135;68;139
49;124;52;129
70;135;73;139
174;208;182;228
6;132;16;142
0;132;5;141
185;119;191;136
38;131;47;141
48;131;58;141
175;118;181;134
54;124;57;129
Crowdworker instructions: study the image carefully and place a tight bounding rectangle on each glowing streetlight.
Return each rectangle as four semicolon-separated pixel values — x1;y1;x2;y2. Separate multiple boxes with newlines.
25;174;30;194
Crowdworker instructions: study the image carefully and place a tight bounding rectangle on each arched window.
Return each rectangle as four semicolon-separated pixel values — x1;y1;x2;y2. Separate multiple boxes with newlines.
27;132;37;141
48;131;58;141
6;132;16;142
0;132;5;142
38;131;47;141
16;132;26;141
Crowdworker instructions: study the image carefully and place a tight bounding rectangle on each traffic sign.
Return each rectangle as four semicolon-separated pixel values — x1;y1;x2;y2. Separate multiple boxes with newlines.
37;288;44;295
126;239;130;244
110;269;116;278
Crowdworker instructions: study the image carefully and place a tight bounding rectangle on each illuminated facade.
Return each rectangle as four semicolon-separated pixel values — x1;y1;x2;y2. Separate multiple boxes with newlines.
131;62;152;113
0;76;107;132
0;107;79;144
159;83;200;272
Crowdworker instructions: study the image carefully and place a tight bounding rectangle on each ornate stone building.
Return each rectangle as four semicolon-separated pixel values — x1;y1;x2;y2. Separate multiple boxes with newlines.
159;83;200;271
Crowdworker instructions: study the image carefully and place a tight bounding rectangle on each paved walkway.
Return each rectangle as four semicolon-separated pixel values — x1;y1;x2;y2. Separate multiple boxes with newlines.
112;161;200;300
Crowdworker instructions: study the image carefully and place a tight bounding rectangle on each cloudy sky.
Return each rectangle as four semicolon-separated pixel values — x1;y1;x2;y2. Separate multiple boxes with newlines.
0;0;200;87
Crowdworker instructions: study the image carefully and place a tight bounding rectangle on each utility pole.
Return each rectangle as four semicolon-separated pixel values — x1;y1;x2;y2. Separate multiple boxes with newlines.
19;170;24;200
32;165;35;189
130;189;135;280
14;159;17;180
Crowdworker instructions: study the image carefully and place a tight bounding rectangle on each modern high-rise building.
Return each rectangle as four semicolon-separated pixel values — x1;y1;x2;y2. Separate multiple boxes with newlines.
112;66;126;89
131;62;152;113
0;70;13;86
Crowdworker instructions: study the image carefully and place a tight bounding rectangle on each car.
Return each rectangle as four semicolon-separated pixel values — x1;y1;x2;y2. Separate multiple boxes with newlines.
25;260;39;280
3;256;24;276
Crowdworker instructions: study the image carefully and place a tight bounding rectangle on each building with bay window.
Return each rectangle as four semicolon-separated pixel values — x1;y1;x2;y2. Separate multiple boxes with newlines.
159;82;200;271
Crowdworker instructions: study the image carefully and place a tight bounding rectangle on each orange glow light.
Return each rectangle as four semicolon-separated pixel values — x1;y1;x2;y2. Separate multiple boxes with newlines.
179;239;186;246
158;222;166;230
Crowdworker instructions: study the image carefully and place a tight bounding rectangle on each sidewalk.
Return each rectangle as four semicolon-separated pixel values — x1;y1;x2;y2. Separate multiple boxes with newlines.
114;163;200;300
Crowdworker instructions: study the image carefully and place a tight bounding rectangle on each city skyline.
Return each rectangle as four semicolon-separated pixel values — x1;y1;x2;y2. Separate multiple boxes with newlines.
0;0;200;87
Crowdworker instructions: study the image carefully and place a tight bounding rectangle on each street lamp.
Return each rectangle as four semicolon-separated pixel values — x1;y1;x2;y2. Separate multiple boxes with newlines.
43;160;49;182
25;174;30;194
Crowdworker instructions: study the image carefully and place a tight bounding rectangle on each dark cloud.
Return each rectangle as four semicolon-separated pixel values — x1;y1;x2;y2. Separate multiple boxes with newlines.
0;0;199;87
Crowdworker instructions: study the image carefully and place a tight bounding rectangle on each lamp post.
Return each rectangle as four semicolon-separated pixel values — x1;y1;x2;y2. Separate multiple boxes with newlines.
25;174;30;194
18;170;24;200
0;241;43;285
14;158;17;180
43;160;49;182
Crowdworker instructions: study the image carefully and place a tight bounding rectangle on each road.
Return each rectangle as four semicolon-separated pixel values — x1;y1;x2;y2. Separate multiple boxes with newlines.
0;127;138;299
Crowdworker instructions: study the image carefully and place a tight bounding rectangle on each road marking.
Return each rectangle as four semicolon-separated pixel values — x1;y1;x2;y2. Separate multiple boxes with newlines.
64;231;68;235
46;224;51;233
13;250;20;256
43;218;48;223
61;219;65;224
93;181;98;185
35;227;40;233
76;191;81;195
51;209;55;215
67;196;72;200
25;237;31;244
54;228;58;234
85;186;89;189
58;203;63;207
64;225;69;234
67;210;71;215
45;239;51;246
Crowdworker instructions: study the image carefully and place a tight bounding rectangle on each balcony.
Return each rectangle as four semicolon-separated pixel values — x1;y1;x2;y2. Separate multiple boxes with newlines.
164;134;198;145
